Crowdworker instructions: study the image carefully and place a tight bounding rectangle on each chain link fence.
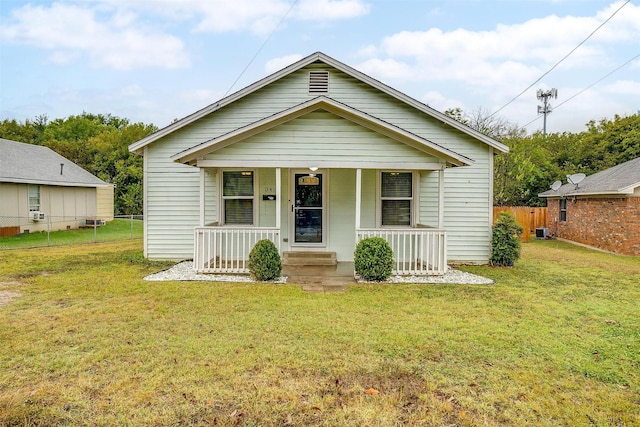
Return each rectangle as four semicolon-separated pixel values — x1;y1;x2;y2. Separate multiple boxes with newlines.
0;215;143;250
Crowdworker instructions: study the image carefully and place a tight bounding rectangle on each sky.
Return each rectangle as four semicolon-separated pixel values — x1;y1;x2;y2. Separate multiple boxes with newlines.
1;0;638;135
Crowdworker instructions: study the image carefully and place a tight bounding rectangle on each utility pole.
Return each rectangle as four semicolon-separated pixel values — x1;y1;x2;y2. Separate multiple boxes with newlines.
537;88;557;135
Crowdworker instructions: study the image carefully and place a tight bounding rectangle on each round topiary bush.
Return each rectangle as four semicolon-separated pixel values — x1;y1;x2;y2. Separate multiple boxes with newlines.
354;237;394;282
490;212;523;267
248;239;282;281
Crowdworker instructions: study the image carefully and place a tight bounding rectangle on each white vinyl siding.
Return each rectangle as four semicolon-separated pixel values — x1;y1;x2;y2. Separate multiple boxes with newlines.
0;182;98;233
205;111;439;165
327;169;355;261
419;170;439;227
442;143;492;263
141;61;495;263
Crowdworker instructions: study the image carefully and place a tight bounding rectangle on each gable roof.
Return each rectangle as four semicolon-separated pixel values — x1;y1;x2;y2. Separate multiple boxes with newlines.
129;51;508;155
0;138;107;187
171;96;474;167
539;157;640;198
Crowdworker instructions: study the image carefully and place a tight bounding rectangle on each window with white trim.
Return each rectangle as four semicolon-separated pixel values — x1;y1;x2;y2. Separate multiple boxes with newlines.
222;171;254;225
28;185;40;211
380;172;413;226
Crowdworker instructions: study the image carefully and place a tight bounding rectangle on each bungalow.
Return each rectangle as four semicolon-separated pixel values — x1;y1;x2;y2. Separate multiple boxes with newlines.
129;52;508;275
0;138;113;236
539;157;640;256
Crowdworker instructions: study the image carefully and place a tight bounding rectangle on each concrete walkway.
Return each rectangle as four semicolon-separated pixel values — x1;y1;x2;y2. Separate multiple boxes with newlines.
283;262;355;293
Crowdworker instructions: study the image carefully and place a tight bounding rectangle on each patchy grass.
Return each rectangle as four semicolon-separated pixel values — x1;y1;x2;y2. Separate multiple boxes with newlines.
0;218;143;250
0;239;638;426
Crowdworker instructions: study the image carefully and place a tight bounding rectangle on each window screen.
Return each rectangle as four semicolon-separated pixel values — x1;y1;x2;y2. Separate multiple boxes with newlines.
223;171;254;225
559;199;567;222
28;185;40;211
381;172;412;226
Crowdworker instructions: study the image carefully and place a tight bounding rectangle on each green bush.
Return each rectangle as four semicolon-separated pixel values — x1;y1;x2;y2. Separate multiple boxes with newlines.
248;239;282;281
491;212;523;267
354;237;394;281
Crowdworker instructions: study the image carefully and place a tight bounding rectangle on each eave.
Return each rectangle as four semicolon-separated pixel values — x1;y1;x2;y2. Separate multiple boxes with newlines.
539;186;639;198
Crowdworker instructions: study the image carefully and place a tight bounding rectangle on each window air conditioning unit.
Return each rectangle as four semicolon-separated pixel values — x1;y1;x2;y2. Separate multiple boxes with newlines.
32;211;45;221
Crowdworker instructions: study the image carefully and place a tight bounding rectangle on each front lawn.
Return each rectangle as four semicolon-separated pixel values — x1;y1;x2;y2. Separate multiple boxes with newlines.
0;218;143;250
0;240;638;426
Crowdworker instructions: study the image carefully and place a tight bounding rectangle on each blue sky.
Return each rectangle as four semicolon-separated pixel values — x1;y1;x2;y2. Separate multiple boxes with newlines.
1;0;638;134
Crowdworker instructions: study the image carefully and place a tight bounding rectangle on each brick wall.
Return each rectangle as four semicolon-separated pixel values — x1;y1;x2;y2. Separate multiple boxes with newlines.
546;196;640;256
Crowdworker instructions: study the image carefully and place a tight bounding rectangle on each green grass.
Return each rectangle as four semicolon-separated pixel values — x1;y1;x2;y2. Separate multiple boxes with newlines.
0;239;638;426
0;218;143;250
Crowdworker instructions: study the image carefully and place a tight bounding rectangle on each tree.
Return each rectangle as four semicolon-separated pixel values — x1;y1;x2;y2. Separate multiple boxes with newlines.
445;106;524;141
447;107;640;207
0;113;156;215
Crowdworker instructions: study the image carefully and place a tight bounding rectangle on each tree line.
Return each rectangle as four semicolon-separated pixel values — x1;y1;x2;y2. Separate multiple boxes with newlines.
0;113;156;215
445;108;640;206
1;110;638;212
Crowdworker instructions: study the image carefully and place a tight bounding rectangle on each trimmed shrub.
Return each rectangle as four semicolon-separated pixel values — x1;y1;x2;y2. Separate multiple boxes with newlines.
248;239;282;281
354;237;394;282
491;212;523;267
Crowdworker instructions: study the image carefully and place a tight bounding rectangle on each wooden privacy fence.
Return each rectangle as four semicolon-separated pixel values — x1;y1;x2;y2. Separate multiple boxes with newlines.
493;206;548;242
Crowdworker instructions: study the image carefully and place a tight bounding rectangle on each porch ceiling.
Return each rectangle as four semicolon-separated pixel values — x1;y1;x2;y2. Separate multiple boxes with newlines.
171;96;474;168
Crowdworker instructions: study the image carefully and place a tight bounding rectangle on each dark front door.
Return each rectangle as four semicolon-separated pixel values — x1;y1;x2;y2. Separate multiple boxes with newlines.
293;172;324;244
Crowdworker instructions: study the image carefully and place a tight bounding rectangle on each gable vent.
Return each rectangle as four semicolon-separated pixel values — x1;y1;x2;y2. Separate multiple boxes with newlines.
309;71;329;94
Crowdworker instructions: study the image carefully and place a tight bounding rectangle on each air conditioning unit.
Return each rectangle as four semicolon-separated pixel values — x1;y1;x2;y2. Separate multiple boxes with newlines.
535;227;549;239
31;211;45;221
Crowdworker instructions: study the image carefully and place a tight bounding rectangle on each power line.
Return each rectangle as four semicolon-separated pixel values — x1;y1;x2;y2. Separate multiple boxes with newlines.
521;53;640;129
222;0;299;98
489;0;630;118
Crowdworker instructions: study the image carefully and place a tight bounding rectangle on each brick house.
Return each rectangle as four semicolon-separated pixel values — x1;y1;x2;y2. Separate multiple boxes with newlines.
539;157;640;256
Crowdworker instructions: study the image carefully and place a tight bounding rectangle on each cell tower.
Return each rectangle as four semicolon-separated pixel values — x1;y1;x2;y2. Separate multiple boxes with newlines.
537;88;558;135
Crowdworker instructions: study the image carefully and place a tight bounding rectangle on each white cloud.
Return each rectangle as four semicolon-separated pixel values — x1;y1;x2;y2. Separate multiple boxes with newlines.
100;0;370;35
605;80;640;96
265;54;305;74
355;58;418;80
0;0;371;69
357;1;640;103
0;3;189;70
422;90;468;113
295;0;371;21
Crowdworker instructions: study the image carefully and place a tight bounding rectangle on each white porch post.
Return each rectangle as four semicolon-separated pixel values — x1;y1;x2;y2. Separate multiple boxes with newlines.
275;167;281;229
355;168;362;230
199;168;206;226
438;164;445;229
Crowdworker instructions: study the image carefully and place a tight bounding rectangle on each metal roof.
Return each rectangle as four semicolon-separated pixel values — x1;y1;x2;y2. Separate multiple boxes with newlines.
539;157;640;198
0;138;107;187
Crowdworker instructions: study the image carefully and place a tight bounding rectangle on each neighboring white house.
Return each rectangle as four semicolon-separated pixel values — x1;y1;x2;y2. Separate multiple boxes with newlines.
0;138;114;236
129;52;508;275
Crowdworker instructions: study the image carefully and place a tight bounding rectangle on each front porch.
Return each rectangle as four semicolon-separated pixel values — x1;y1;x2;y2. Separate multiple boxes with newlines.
193;225;447;276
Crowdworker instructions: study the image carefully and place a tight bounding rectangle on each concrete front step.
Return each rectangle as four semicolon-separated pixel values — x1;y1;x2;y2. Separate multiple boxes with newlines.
283;251;337;266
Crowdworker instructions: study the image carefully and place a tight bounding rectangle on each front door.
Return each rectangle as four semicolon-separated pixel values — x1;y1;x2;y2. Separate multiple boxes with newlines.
292;171;325;245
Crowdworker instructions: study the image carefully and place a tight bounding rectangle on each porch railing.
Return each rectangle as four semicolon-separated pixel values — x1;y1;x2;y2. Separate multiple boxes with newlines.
194;226;280;273
356;228;447;275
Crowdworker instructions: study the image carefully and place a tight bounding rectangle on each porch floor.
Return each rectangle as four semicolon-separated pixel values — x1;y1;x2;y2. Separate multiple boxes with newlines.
283;262;355;293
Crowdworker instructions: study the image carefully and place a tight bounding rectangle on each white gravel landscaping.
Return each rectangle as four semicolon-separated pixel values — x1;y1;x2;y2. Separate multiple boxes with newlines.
143;261;494;285
363;267;494;285
143;261;287;283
